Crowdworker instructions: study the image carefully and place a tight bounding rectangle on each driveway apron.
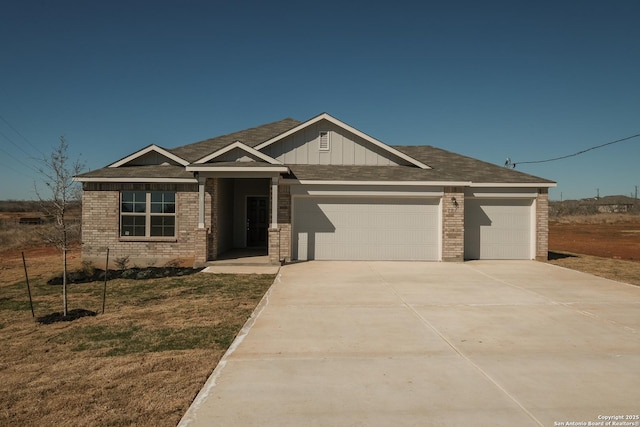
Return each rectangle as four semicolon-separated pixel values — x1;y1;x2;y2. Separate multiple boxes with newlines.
179;261;640;427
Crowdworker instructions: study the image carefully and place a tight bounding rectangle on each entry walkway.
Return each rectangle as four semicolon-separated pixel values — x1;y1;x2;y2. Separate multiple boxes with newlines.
179;261;640;426
202;248;280;274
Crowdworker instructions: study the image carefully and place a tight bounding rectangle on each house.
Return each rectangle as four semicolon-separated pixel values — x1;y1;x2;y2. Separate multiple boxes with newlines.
74;113;556;266
596;195;636;213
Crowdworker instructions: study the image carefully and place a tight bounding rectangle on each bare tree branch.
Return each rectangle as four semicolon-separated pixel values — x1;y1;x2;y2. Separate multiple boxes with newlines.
35;136;85;316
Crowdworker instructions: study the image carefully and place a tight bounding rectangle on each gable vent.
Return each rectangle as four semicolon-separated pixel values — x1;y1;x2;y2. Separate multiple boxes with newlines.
319;131;331;151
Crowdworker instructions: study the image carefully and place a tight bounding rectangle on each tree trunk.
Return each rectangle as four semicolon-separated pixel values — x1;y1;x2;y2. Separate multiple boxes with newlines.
62;247;68;317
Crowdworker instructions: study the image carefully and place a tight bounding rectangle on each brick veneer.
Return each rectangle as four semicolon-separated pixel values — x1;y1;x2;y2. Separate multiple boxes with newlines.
442;187;465;261
535;188;549;260
268;184;291;264
82;181;550;266
81;183;200;267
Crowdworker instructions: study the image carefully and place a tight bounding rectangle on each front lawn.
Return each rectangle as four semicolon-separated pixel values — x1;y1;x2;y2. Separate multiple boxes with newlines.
0;271;275;426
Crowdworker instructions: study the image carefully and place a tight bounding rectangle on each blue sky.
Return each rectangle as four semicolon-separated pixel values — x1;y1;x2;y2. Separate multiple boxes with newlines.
1;0;638;201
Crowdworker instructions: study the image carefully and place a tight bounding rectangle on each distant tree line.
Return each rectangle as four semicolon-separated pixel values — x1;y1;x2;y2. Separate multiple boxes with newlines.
550;196;638;218
0;200;81;213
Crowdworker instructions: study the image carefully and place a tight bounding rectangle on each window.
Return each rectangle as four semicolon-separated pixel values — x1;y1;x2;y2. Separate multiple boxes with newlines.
121;191;176;237
319;131;331;151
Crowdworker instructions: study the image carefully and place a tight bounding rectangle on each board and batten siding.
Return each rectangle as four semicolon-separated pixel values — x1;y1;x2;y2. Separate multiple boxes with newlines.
261;119;407;166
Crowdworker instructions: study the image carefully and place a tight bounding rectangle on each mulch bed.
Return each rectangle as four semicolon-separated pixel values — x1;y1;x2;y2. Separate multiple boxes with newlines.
47;267;204;285
36;308;97;324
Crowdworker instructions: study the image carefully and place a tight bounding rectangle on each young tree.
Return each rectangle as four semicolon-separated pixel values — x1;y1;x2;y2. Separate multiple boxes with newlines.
36;136;84;317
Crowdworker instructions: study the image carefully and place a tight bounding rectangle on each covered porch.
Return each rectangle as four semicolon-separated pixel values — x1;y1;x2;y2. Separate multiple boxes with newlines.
188;164;290;266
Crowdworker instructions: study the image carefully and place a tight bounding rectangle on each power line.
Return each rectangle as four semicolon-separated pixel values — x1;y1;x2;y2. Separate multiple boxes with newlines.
0;158;38;181
0;128;38;160
505;132;640;168
0;113;45;157
0;142;45;176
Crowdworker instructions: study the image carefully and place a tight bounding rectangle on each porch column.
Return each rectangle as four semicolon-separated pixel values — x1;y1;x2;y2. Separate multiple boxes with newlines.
198;175;205;229
271;176;278;229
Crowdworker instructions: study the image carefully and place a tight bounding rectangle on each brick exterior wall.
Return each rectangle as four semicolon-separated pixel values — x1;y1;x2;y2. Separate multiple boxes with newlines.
268;183;291;264
82;181;550;265
206;178;216;262
535;188;549;260
81;182;200;267
442;187;465;262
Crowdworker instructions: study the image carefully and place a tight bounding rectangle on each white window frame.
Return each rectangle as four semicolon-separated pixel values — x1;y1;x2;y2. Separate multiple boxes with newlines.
120;191;177;240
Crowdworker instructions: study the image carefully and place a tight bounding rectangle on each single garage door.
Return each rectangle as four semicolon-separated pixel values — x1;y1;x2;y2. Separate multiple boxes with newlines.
464;198;533;260
293;197;440;261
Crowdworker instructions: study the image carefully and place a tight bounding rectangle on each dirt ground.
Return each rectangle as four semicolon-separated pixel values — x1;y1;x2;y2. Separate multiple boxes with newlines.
549;218;640;262
547;215;640;286
1;245;83;286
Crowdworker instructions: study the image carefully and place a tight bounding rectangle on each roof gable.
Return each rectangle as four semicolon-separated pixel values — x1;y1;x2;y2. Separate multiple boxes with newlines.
195;141;282;165
254;113;430;169
109;144;189;168
169;118;301;163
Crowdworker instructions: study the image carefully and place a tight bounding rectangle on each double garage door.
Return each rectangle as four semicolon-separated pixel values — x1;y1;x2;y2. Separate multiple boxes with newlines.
293;197;440;261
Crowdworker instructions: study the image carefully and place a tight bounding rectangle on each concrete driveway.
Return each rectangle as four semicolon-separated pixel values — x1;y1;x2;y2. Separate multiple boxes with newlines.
179;261;640;427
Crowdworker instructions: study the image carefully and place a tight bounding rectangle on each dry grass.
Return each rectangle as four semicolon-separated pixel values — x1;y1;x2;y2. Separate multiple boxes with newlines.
547;251;640;286
0;270;275;426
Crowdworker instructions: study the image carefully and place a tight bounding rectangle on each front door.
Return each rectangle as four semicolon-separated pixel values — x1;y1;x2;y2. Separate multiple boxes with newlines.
246;196;268;247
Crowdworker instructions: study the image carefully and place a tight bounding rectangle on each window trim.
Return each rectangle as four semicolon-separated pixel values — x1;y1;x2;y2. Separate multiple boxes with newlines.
120;191;177;241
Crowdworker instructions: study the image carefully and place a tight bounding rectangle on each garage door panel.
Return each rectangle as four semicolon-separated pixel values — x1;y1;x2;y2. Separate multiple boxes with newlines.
293;197;440;261
465;199;533;260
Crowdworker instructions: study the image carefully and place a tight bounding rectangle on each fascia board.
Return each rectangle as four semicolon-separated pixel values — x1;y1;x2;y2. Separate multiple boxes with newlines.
109;144;189;167
254;113;432;170
194;141;282;164
73;177;197;183
466;192;538;198
281;179;471;186
469;182;557;188
292;189;444;197
186;165;289;173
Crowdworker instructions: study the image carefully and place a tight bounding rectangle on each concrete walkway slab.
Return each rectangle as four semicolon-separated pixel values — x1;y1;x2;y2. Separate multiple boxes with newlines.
201;265;280;275
179;261;640;427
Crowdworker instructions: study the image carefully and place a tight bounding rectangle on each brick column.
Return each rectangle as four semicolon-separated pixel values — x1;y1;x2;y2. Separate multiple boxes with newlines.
536;188;549;261
268;183;291;264
208;178;217;261
194;228;208;267
442;187;465;262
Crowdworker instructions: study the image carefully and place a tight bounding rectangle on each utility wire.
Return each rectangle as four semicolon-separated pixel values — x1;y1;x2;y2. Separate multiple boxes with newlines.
505;132;640;168
0;158;38;181
0;128;40;160
0;113;45;157
0;142;44;176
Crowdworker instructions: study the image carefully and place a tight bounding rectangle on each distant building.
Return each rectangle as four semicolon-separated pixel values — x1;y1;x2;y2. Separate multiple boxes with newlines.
596;195;636;213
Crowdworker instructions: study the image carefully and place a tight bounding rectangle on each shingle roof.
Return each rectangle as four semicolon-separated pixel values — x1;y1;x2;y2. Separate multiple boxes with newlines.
75;116;555;185
284;146;554;184
395;146;555;184
286;165;438;181
76;165;194;180
169;118;301;163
